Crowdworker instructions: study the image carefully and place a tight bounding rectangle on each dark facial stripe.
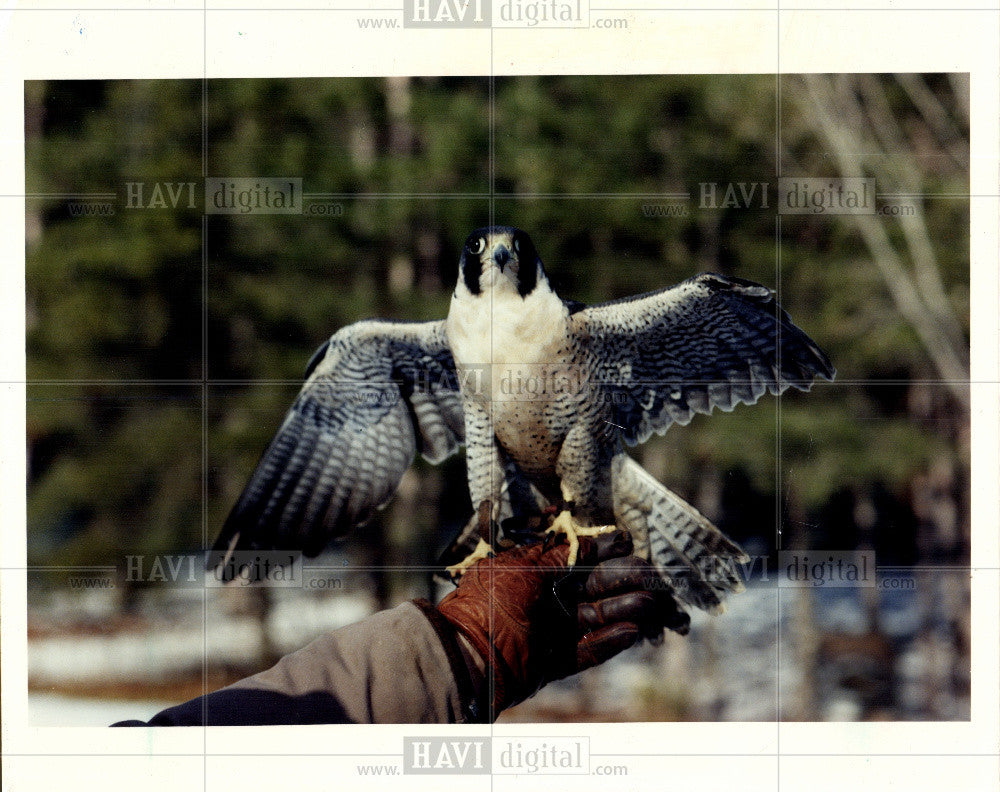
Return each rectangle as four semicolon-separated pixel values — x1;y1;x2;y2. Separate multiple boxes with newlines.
517;258;537;297
461;250;482;295
514;231;539;297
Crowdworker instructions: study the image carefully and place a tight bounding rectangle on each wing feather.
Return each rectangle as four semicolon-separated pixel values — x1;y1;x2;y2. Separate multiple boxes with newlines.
208;319;463;568
572;273;835;445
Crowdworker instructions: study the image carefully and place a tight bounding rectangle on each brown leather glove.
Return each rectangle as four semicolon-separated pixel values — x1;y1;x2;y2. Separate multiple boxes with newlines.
432;530;689;720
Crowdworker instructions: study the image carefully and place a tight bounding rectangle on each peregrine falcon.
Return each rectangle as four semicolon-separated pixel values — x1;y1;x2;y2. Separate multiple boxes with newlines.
209;226;834;613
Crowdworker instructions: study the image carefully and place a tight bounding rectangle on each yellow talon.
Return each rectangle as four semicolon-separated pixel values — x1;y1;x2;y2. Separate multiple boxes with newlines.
445;538;494;580
545;509;617;566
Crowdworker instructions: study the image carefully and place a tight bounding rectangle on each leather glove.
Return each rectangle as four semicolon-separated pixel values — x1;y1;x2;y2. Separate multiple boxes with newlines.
431;530;689;720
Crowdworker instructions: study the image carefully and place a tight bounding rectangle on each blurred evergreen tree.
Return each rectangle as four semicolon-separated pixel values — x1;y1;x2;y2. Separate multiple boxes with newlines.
25;75;969;585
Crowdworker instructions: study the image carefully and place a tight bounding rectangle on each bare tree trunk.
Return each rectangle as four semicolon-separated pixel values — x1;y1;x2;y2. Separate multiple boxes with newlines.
248;584;280;668
793;77;970;719
797;75;969;410
785;494;818;721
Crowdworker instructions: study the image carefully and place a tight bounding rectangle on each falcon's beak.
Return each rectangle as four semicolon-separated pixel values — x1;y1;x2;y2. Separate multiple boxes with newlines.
492;245;511;272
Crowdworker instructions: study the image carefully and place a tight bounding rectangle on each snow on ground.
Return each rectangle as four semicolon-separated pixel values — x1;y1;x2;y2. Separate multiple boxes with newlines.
26;575;966;725
29;693;175;727
28;587;377;684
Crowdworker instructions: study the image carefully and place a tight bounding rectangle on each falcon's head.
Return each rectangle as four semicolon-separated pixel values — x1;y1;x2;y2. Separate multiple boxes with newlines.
457;226;545;298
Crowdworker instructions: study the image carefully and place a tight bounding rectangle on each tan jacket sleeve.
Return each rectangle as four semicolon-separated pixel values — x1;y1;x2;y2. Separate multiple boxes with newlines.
114;600;484;726
227;600;481;724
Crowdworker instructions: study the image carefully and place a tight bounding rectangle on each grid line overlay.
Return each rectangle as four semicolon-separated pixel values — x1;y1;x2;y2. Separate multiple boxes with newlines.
774;19;783;760
201;16;210;772
10;5;993;790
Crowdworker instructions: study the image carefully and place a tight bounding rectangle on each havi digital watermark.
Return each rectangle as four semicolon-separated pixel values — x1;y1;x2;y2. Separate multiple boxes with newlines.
403;0;588;27
404;736;589;774
778;550;875;588
778;177;875;215
205;177;302;215
123;551;303;587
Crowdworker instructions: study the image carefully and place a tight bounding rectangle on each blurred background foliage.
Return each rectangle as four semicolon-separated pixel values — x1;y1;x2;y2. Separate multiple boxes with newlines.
25;75;970;720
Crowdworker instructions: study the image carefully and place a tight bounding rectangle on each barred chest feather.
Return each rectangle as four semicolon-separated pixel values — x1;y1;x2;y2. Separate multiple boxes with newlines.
447;284;578;472
449;279;567;370
453;285;575;408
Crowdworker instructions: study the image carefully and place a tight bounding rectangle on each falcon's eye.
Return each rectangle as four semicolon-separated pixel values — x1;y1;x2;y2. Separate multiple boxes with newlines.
469;236;486;255
512;237;521;254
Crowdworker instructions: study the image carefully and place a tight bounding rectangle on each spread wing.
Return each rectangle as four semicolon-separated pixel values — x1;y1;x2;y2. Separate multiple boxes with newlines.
208;319;464;568
572;273;835;445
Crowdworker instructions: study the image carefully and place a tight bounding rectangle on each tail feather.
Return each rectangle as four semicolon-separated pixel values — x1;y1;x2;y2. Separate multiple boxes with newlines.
613;455;749;613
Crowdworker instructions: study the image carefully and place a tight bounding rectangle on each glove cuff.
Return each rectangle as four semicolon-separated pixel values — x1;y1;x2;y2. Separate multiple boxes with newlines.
411;599;491;723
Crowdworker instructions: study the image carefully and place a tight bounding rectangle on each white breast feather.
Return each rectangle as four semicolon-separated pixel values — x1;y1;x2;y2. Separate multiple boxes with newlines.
447;280;568;403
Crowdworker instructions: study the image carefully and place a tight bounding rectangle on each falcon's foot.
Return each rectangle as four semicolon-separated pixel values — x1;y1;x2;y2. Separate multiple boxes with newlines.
445;538;495;581
545;510;618;567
